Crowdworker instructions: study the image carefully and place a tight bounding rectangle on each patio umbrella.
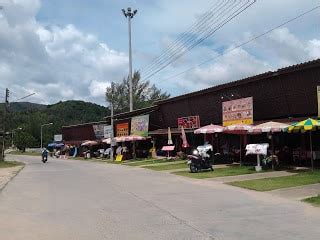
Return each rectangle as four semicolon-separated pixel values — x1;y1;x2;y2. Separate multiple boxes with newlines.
181;126;190;148
102;138;111;144
81;140;98;146
250;121;289;133
194;124;225;134
194;124;225;151
114;135;146;159
286;118;320;171
224;124;253;165
168;127;173;145
250;121;289;170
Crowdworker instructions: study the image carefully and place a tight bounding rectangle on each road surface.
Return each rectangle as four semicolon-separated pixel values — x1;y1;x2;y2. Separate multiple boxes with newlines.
1;155;320;240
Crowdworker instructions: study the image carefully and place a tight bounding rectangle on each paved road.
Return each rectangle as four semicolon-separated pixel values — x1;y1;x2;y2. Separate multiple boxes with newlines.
1;155;320;240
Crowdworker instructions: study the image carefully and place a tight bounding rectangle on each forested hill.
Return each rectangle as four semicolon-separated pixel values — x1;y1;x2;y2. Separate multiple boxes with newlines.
4;100;109;148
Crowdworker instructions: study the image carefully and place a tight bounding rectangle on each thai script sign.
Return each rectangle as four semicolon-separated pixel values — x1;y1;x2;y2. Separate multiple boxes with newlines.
93;124;108;139
177;116;200;129
103;125;112;138
246;143;269;155
131;115;149;137
116;123;129;137
222;97;253;126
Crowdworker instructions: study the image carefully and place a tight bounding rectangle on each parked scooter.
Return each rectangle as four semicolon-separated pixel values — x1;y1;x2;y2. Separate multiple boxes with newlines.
187;144;214;173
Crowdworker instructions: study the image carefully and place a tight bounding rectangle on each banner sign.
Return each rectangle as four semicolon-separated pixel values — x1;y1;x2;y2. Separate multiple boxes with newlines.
246;143;269;155
93;124;108;139
177;116;200;129
131;115;149;137
103;125;112;138
222;97;253;126
54;134;62;142
116;123;129;137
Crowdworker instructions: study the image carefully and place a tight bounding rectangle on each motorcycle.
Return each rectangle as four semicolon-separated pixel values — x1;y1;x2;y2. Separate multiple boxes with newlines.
41;149;48;163
187;144;214;173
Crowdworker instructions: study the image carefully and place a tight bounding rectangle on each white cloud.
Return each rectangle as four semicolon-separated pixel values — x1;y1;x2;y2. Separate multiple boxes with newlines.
0;0;128;106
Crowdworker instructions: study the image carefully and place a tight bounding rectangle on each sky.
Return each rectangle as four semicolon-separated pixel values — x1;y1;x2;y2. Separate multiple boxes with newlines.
0;0;319;106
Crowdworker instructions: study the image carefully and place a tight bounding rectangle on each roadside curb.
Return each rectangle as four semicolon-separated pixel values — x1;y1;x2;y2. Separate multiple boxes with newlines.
0;165;24;192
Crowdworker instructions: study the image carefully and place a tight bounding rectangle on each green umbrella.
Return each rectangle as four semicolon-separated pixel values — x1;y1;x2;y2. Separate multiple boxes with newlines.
287;118;320;170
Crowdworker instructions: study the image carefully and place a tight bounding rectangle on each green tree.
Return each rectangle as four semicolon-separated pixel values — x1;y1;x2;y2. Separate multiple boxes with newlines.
106;71;170;114
14;131;38;152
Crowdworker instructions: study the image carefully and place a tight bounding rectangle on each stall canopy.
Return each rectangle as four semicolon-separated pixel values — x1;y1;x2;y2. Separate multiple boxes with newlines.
115;135;146;142
81;140;99;146
194;124;224;134
102;138;111;144
287;118;320;171
250;121;289;133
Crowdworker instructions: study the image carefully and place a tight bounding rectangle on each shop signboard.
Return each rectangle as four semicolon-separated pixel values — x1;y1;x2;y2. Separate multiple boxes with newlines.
93;124;108;139
317;86;320;117
54;134;62;142
116;123;129;137
177;116;200;129
103;125;112;138
245;143;269;155
131;115;149;137
222;97;253;126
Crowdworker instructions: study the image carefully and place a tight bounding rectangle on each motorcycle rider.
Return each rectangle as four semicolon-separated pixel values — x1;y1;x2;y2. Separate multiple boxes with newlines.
41;148;48;163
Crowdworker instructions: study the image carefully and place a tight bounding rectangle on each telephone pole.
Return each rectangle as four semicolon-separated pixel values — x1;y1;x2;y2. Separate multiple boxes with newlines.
122;7;137;112
1;88;9;160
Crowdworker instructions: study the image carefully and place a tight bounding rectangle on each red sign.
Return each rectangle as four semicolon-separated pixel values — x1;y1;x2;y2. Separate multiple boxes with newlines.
178;116;200;129
116;123;129;137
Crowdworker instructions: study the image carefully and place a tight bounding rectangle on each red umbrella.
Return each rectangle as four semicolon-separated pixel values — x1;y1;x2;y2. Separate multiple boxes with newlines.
81;140;99;146
102;138;111;144
194;124;225;134
224;124;253;165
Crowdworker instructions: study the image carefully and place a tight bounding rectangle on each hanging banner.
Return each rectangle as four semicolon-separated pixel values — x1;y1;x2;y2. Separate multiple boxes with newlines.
222;97;253;126
103;125;112;138
317;86;320;118
177;116;200;129
93;124;108;139
131;115;149;137
116;123;129;137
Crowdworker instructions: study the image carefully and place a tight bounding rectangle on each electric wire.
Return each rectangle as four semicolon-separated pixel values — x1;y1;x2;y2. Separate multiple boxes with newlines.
139;0;229;74
141;0;246;77
156;4;320;84
142;0;255;81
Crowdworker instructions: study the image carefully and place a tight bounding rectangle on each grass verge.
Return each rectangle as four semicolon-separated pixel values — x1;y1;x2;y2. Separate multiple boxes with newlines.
0;161;24;168
228;170;320;191
143;162;187;171
303;195;320;207
173;166;258;179
123;158;177;166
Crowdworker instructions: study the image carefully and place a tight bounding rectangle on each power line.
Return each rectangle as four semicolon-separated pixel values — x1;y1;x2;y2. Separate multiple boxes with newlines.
141;0;256;81
11;92;36;102
139;0;229;74
140;0;256;79
141;0;248;78
157;4;320;84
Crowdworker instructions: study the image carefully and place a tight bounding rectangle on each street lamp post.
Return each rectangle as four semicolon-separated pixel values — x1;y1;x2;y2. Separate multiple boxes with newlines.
41;123;53;149
11;127;22;148
122;7;137;112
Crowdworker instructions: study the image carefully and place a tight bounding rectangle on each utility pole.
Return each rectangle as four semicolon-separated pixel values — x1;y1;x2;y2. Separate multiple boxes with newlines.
1;88;9;160
122;7;137;112
110;82;115;161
